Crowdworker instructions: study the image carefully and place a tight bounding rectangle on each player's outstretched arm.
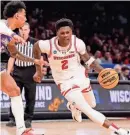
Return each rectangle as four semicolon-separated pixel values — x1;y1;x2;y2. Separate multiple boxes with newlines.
33;41;49;70
33;41;42;73
7;39;41;65
80;51;104;73
33;40;49;82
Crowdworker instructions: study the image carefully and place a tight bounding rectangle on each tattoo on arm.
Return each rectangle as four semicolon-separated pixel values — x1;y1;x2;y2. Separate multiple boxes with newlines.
33;41;42;73
80;52;104;73
7;40;35;63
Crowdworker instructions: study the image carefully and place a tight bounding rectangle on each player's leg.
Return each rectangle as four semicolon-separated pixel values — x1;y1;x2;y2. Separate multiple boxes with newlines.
67;87;96;123
65;89;129;135
6;79;24;127
82;89;96;108
67;79;96;122
58;81;82;122
1;71;36;135
67;101;82;122
1;71;26;134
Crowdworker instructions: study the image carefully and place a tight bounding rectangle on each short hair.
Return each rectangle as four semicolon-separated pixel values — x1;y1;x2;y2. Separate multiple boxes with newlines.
121;66;130;72
3;1;26;19
24;22;30;28
19;22;30;29
55;18;73;32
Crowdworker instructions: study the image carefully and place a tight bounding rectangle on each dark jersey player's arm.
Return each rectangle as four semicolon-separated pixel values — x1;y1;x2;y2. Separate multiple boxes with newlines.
7;38;35;63
33;41;42;74
33;40;49;74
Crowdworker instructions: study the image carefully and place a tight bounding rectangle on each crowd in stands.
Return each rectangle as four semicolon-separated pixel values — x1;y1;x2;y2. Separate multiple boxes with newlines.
1;1;130;79
26;2;130;65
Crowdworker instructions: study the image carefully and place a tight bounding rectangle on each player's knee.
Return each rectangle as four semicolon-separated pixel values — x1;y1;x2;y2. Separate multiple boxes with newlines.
89;101;96;108
8;86;20;97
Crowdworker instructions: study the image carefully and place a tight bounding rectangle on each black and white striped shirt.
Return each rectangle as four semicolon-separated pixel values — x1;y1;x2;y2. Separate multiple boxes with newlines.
15;37;37;67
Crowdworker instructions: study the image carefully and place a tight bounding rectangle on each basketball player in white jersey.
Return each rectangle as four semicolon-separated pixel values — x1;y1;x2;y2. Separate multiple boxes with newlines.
0;1;46;135
33;18;130;135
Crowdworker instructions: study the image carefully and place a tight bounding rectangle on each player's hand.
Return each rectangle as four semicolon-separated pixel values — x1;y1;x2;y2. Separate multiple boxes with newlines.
34;59;49;66
33;71;43;83
33;65;47;82
33;67;47;83
12;34;25;44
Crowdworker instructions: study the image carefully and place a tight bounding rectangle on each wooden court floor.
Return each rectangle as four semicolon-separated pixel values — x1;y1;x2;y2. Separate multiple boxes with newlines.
1;119;130;135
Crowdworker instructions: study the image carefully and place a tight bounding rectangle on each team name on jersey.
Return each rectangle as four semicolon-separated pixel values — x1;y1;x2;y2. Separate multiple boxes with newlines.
53;54;75;60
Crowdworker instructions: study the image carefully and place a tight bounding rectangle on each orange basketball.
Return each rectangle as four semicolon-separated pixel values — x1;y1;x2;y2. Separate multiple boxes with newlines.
98;68;119;89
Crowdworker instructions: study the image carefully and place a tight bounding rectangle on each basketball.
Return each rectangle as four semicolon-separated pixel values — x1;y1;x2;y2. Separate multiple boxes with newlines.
98;68;119;89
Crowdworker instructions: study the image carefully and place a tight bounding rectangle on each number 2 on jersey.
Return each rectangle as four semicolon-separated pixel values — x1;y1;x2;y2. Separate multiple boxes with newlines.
61;60;68;70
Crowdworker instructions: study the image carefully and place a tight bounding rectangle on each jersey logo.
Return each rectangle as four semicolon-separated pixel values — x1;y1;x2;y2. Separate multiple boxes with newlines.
26;43;33;48
28;45;33;48
53;54;75;60
61;51;66;54
53;50;57;54
69;51;75;53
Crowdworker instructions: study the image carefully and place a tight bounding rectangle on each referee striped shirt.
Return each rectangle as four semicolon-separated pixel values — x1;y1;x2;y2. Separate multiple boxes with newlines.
15;37;37;67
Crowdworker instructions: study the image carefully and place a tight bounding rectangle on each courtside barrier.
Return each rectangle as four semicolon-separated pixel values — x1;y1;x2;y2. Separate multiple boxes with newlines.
1;80;130;120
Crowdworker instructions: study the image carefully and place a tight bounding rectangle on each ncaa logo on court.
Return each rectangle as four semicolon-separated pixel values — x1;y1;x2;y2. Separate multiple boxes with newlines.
53;50;57;54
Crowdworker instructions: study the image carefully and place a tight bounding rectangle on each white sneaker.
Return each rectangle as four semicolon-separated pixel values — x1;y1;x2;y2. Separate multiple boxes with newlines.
112;128;130;135
67;102;82;122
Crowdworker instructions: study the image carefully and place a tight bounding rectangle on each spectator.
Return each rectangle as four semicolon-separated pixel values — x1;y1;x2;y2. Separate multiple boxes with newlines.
101;52;113;64
124;54;130;64
114;64;121;73
113;53;122;64
94;50;102;64
120;66;130;80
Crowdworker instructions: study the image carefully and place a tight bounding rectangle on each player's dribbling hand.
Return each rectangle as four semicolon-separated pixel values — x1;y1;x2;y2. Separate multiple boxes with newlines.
33;72;43;83
33;62;48;83
34;59;49;66
33;67;47;83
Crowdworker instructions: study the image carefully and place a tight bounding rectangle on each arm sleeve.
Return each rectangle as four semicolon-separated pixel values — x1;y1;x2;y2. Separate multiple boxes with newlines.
0;21;14;47
0;22;14;36
76;38;86;55
38;40;50;55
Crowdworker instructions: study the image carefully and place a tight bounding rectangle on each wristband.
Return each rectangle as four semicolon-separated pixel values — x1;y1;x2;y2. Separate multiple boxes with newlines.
85;57;95;67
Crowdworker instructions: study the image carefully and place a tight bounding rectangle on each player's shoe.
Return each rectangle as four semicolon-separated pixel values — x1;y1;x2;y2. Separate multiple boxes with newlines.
112;128;130;135
22;128;44;135
67;102;82;122
22;129;35;135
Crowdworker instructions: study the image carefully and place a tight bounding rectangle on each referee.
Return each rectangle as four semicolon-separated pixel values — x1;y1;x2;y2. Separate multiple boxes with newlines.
6;22;38;128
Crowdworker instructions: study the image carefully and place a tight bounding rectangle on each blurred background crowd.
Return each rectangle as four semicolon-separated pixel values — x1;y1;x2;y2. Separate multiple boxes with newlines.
1;1;130;80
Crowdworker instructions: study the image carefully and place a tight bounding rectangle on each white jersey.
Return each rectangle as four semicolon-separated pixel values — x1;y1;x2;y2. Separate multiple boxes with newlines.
39;35;87;84
0;20;14;47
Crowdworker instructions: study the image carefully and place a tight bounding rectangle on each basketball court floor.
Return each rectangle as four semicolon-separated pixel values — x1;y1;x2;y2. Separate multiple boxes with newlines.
1;118;130;135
